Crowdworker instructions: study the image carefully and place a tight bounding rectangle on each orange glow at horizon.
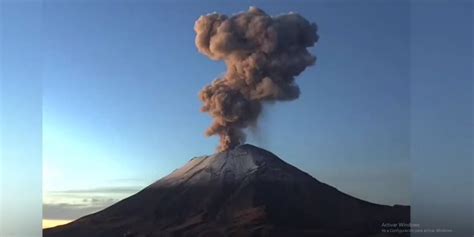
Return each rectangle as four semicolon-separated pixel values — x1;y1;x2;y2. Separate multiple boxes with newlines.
42;219;72;229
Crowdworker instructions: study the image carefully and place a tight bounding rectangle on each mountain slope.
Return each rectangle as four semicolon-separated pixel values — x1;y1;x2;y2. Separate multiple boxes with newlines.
44;144;409;237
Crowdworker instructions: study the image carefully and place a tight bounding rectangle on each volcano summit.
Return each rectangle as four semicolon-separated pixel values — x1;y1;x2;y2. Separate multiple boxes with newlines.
44;144;409;237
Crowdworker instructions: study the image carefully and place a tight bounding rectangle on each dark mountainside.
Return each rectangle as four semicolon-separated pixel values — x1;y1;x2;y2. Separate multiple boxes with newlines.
44;144;410;237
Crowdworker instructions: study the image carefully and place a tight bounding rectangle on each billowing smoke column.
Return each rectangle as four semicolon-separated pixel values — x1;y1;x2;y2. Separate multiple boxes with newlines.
195;7;319;151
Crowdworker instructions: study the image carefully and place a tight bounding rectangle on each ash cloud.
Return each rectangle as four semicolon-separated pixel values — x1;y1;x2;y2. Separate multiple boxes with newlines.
195;7;319;151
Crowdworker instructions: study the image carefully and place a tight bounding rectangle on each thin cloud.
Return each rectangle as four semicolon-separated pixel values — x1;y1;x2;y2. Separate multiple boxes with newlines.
44;186;142;220
48;186;142;194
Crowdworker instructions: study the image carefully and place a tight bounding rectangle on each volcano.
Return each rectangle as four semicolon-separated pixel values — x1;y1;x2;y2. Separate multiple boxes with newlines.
44;144;410;237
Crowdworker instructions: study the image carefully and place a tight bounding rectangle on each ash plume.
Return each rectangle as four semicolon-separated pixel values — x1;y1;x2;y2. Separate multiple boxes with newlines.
195;7;319;151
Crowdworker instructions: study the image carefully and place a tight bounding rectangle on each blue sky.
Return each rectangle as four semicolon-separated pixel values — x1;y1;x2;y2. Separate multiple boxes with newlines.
1;0;472;232
1;1;43;234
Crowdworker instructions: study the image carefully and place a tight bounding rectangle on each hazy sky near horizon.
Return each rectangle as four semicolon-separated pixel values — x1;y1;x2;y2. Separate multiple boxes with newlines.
41;1;413;222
